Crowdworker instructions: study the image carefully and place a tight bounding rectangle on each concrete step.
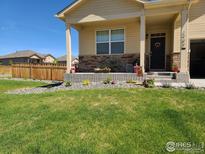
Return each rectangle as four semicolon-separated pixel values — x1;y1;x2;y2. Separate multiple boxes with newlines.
146;72;176;82
147;72;175;77
147;75;173;79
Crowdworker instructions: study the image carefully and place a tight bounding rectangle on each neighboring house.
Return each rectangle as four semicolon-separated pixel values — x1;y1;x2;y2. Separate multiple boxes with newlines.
0;50;55;65
42;54;56;63
56;0;205;78
57;55;79;65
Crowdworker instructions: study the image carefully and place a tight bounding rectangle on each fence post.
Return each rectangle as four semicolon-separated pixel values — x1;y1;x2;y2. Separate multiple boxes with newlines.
29;64;32;79
50;64;53;80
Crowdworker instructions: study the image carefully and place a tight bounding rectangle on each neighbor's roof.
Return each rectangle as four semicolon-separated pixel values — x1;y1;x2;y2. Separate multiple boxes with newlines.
57;55;77;62
0;50;51;59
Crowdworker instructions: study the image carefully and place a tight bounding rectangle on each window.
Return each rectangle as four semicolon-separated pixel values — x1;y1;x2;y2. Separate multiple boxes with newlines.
96;30;109;54
96;29;124;55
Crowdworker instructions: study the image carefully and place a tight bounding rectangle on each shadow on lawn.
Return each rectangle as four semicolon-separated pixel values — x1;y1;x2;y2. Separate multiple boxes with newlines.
163;109;199;142
38;82;63;89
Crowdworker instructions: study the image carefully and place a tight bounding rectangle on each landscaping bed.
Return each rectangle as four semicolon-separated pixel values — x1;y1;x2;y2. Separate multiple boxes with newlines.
5;78;204;95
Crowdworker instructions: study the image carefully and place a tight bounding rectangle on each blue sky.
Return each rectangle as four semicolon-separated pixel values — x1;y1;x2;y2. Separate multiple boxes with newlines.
0;0;78;58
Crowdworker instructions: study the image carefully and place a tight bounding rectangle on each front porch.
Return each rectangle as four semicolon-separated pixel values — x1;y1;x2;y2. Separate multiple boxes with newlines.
63;4;190;83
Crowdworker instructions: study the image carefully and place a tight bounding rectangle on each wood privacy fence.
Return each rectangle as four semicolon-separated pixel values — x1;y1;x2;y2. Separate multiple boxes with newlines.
12;64;67;81
0;65;12;75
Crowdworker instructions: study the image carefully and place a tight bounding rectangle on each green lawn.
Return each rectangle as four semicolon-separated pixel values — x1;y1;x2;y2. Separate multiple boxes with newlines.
0;80;205;153
0;79;46;92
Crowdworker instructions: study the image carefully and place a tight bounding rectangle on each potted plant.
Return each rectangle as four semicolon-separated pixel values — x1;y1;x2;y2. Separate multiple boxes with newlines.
172;64;180;73
94;67;111;73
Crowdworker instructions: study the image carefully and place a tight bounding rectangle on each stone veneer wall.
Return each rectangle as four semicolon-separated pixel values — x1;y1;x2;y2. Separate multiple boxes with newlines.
79;54;140;72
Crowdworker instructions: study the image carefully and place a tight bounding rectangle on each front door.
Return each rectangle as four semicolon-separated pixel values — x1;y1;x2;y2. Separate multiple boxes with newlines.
150;37;166;70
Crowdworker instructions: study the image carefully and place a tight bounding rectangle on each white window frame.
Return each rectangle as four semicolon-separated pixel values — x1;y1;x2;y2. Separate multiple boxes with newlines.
96;28;125;55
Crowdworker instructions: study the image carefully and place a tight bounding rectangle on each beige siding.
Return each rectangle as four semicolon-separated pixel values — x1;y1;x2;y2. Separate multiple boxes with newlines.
79;20;140;56
173;14;181;53
66;0;142;23
189;0;205;39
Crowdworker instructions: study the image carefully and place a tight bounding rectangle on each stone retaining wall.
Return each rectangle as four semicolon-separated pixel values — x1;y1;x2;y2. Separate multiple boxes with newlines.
65;73;145;83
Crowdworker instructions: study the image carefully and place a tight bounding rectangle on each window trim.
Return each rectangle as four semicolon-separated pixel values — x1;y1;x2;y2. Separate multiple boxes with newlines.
95;28;125;55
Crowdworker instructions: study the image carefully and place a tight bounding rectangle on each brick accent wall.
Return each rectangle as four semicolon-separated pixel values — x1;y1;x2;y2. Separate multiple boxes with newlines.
79;54;140;72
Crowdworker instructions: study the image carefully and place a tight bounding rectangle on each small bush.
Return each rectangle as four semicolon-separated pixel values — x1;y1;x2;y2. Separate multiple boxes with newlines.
82;80;90;86
143;79;155;88
185;83;196;90
65;81;72;87
103;77;112;84
126;80;137;84
162;82;172;88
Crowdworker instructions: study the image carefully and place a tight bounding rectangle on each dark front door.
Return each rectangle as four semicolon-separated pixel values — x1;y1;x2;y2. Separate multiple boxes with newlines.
150;37;166;70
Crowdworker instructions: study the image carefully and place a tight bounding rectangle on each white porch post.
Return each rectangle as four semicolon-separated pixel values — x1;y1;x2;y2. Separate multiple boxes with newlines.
66;23;72;73
180;9;189;73
140;14;146;72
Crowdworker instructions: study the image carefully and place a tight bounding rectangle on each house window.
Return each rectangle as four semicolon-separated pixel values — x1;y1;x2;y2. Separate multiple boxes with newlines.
96;29;124;55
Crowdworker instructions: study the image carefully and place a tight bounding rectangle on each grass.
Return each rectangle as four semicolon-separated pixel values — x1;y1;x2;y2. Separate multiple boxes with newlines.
0;80;205;153
0;79;46;92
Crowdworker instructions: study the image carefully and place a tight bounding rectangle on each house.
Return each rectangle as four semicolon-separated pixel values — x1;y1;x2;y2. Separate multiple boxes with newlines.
56;0;205;79
42;54;56;63
57;55;79;65
0;50;56;65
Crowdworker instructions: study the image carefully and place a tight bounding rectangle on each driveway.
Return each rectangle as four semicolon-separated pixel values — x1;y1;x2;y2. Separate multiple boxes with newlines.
190;79;205;88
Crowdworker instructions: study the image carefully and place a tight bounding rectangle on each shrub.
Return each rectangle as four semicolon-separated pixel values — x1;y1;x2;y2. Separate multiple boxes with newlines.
82;80;90;86
185;83;196;90
103;77;112;84
143;79;155;88
65;81;72;87
162;82;172;88
9;60;13;65
126;80;137;84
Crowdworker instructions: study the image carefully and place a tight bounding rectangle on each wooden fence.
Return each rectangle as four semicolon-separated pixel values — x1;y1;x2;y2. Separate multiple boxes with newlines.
0;65;12;75
12;64;67;81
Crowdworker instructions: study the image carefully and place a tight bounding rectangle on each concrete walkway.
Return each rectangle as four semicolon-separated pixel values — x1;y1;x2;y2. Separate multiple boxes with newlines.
190;79;205;88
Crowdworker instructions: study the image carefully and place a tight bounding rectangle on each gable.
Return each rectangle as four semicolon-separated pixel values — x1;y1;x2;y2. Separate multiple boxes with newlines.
30;55;41;59
64;0;143;23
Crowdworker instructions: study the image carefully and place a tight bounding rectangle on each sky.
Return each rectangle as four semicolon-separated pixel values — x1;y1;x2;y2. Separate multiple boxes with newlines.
0;0;78;58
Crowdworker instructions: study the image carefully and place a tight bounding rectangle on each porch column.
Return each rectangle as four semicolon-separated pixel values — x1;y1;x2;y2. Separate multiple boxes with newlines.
180;9;189;73
66;23;72;73
140;15;146;72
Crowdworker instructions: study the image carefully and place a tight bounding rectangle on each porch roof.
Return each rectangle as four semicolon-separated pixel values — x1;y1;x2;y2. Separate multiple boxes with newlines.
56;0;194;20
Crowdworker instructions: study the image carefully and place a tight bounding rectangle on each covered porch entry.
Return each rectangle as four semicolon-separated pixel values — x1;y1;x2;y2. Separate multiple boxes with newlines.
63;4;190;82
142;11;190;76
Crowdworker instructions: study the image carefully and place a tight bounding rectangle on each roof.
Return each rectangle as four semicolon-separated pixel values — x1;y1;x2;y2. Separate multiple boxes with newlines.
57;55;77;62
0;50;53;59
56;0;78;16
56;0;147;18
56;0;192;18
